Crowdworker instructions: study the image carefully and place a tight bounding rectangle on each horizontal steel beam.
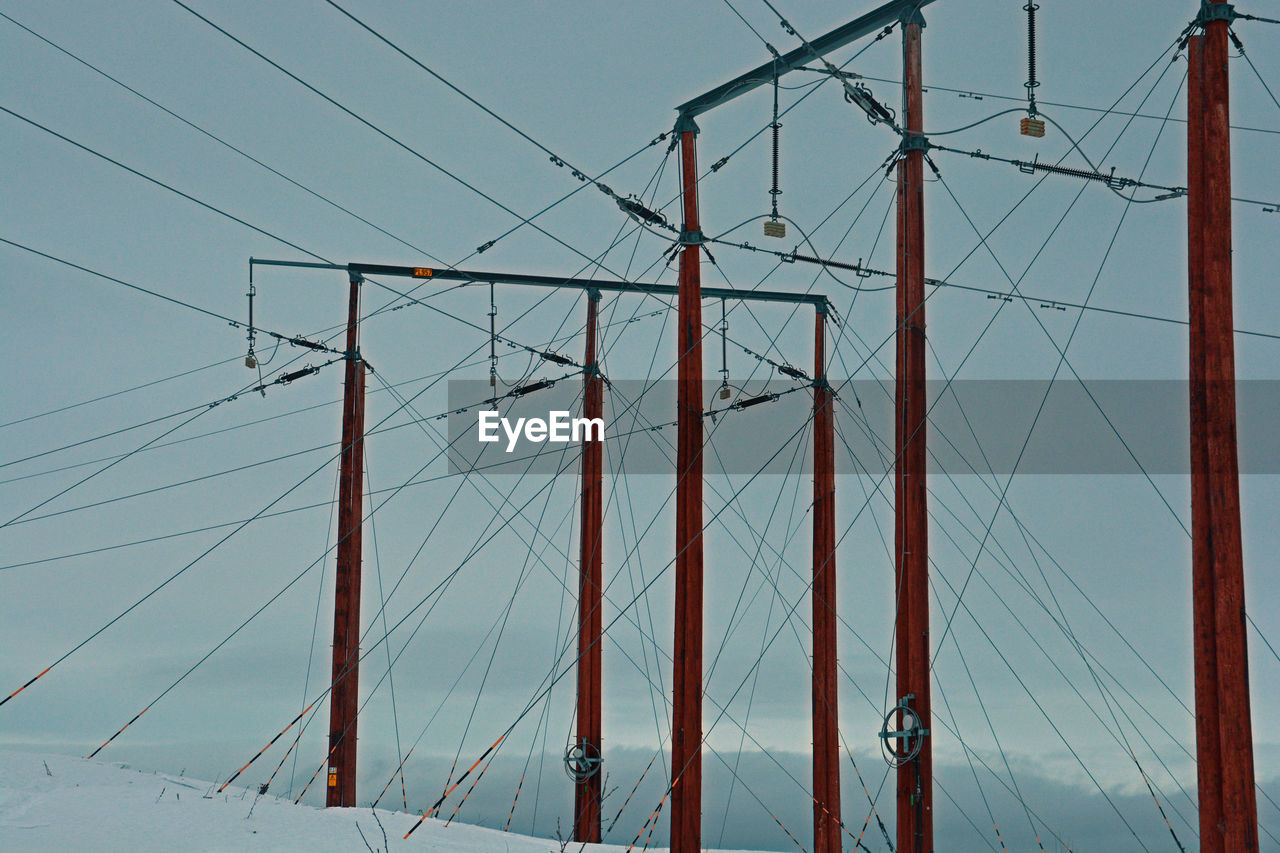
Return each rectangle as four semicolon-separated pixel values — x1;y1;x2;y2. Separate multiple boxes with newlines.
250;258;829;308
674;0;936;120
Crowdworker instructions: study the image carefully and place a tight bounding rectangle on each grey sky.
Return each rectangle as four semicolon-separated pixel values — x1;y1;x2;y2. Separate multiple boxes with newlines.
2;1;1278;850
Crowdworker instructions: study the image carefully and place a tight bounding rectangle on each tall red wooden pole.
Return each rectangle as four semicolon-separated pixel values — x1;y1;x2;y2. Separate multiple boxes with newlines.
671;113;705;853
327;271;366;807
1188;7;1259;849
574;291;604;842
895;11;932;852
811;307;841;853
1187;32;1224;853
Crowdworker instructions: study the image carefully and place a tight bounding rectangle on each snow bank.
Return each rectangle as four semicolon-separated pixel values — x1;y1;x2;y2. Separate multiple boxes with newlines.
0;751;772;853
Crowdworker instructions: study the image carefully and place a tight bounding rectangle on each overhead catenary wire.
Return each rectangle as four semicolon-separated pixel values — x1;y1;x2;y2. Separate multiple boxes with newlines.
790;66;1280;137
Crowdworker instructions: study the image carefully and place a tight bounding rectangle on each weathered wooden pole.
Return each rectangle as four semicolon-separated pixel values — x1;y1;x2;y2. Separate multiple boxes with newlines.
811;306;841;853
895;9;932;852
327;270;366;807
573;290;604;842
671;112;705;853
1188;5;1258;849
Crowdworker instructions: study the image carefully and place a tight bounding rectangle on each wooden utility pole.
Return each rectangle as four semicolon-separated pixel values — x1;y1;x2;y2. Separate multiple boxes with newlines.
326;271;366;807
671;112;705;853
1187;5;1259;849
811;308;841;853
573;291;604;842
895;9;932;852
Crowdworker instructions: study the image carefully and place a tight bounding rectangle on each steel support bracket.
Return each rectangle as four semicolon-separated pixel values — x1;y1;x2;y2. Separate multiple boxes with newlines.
674;111;700;136
678;229;706;246
1196;2;1236;24
900;134;931;153
898;5;926;26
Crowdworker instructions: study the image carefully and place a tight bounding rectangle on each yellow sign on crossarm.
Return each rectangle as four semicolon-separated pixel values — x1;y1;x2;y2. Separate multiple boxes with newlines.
412;267;434;278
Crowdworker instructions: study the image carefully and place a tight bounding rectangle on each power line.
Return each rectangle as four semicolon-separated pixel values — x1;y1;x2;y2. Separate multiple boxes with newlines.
794;65;1280;137
169;0;646;281
0;352;239;431
0;9;449;267
2;236;242;327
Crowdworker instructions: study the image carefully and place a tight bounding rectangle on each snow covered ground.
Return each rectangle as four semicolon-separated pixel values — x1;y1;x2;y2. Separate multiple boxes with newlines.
0;751;774;853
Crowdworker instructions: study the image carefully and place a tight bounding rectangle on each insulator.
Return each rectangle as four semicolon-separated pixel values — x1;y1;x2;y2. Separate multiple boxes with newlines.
843;81;895;126
719;384;731;400
770;122;781;201
1025;2;1039;96
763;220;786;238
278;365;320;384
616;195;668;228
539;351;574;366
244;353;257;369
512;379;554;397
734;393;777;410
788;252;865;273
289;335;328;351
778;364;808;381
1018;156;1127;189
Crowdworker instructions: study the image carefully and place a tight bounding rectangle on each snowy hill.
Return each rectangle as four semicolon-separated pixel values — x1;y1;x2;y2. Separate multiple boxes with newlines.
0;751;776;853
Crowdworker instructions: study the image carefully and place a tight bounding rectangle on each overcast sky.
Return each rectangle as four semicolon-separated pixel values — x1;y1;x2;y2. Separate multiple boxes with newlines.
2;1;1278;850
